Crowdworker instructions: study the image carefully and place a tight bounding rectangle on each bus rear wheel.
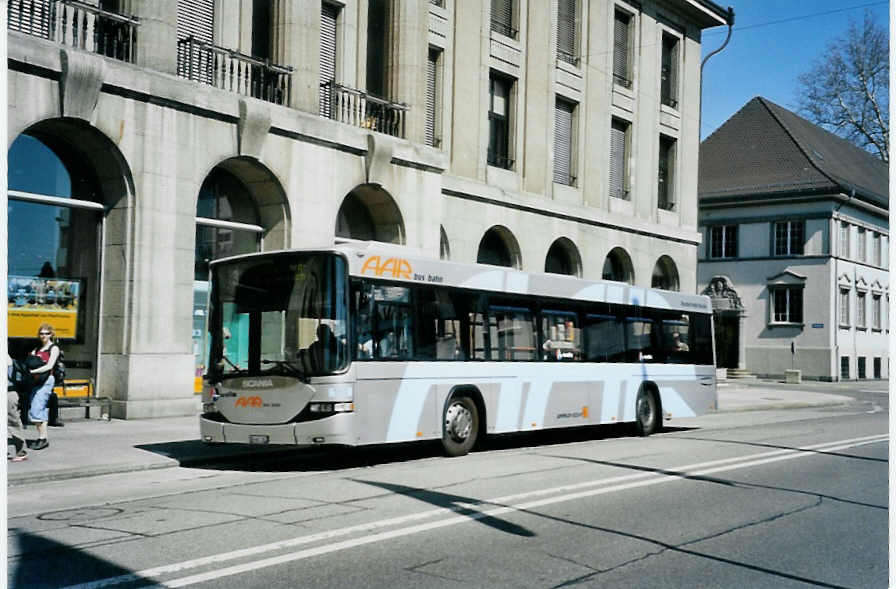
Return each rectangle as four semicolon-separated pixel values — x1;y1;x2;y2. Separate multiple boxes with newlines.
635;388;660;437
441;395;479;457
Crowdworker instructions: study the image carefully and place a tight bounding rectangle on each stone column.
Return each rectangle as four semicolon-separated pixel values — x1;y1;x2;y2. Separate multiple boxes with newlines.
129;0;178;75
737;310;747;370
274;0;320;113
390;0;429;144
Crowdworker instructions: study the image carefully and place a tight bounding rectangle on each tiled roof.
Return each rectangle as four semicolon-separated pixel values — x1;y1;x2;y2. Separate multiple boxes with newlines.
699;97;888;210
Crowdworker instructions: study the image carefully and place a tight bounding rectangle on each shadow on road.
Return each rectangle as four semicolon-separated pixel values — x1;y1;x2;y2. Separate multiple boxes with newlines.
351;479;536;537
8;530;154;589
134;424;700;474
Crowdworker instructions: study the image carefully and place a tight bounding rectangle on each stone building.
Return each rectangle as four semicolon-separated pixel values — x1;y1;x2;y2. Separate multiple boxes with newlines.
698;97;889;381
7;0;730;418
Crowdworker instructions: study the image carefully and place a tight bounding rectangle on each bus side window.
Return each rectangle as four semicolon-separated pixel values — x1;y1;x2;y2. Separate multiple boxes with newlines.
414;287;464;360
661;315;692;364
625;317;657;362
584;314;624;362
541;311;581;361
691;313;714;365
488;304;537;361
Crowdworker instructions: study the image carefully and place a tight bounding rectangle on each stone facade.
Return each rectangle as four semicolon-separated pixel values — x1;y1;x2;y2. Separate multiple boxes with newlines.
7;0;728;417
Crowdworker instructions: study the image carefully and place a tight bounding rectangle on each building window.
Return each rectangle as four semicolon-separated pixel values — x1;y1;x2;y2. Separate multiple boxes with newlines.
425;48;442;147
774;220;804;256
839;288;850;327
491;0;516;38
872;232;881;266
858;357;866;379
366;0;391;99
553;97;576;186
771;286;803;324
488;73;514;169
856;228;866;262
319;2;339;117
613;10;633;88
556;0;577;65
657;135;676;210
840;356;850;379
660;34;679;108
609;117;630;199
874;357;881;379
709;225;737;259
856;291;866;328
872;293;882;329
839;221;850;258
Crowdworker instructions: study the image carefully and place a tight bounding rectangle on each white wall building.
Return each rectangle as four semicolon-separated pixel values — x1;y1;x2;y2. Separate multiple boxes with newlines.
698;97;889;381
7;0;730;417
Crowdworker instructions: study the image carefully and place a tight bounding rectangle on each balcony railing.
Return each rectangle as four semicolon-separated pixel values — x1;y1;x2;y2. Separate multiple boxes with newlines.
8;0;139;63
177;36;293;106
321;81;408;139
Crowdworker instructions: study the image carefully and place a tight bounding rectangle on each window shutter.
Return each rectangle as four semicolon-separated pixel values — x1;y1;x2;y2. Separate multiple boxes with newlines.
177;0;215;84
8;0;53;38
554;99;574;185
609;119;627;198
491;0;513;36
320;3;338;117
613;12;630;85
426;49;439;146
557;0;576;64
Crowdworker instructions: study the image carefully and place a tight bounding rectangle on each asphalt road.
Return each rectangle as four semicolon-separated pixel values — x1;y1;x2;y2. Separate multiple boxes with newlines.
7;383;888;589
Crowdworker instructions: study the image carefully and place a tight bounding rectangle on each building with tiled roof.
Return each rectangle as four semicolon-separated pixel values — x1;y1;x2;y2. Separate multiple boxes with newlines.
698;97;888;381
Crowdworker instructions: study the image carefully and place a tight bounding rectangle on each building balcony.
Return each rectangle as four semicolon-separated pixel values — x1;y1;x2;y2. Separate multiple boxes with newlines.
320;81;408;139
176;36;293;106
8;0;139;63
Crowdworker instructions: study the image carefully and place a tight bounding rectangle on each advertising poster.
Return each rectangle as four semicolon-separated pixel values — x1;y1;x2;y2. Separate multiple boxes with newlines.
7;275;81;339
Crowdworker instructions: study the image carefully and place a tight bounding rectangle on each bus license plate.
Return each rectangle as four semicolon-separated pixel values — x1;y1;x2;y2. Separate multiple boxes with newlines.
249;435;270;445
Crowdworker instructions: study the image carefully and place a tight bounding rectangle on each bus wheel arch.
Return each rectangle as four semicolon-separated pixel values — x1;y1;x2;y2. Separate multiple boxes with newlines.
441;386;485;457
635;383;662;437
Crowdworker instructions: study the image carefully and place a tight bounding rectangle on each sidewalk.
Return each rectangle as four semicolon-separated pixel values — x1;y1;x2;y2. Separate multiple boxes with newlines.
6;382;855;486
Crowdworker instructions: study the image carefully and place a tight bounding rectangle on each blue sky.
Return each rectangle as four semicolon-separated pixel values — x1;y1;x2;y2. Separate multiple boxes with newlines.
699;0;889;140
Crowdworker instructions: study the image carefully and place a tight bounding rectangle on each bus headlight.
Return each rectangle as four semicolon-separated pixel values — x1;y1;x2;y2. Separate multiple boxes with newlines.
309;402;354;413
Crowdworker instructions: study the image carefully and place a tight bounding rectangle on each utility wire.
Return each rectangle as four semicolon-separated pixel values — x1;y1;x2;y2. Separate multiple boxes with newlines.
703;1;887;36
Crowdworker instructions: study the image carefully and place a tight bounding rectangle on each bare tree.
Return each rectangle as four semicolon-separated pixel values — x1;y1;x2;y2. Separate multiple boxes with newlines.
796;12;889;162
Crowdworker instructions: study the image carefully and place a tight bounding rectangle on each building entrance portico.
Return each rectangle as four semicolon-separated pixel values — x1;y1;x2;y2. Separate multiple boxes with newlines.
703;276;745;370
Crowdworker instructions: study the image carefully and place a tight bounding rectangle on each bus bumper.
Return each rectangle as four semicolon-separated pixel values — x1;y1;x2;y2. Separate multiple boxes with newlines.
199;413;356;446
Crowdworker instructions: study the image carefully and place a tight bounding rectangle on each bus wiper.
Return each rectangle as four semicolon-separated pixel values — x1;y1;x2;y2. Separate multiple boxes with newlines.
261;359;309;383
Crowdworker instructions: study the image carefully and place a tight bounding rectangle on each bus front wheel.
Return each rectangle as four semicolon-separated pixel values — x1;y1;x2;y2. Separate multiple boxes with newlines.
442;395;479;457
635;388;660;437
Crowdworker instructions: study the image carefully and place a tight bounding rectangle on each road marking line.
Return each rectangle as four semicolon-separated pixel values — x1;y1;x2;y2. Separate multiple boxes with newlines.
62;433;887;589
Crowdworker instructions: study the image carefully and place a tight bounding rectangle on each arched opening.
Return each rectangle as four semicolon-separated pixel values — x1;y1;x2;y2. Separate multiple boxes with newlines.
545;237;582;277
193;158;289;387
7;119;133;387
651;255;680;291
477;226;521;269
602;247;634;284
335;184;405;244
440;226;450;260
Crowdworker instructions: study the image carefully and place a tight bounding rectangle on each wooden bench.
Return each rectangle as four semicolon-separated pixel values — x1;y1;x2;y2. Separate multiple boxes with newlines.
52;378;111;419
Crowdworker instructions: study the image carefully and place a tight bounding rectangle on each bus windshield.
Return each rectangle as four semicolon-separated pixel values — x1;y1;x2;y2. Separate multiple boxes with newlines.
208;252;348;379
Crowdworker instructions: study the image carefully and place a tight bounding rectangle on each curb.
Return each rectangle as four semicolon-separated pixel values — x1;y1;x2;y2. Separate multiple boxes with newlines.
714;399;853;414
8;446;308;487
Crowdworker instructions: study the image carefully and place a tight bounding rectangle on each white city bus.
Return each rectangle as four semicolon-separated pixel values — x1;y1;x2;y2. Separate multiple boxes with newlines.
200;243;716;456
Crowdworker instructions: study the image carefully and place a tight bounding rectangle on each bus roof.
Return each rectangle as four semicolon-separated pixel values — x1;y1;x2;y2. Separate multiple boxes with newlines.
214;242;712;314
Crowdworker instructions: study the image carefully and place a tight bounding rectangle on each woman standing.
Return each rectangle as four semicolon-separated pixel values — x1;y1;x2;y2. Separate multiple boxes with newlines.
27;323;60;450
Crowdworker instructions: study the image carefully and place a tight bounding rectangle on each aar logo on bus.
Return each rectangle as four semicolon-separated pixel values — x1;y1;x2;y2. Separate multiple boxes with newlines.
235;396;263;408
360;256;412;279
